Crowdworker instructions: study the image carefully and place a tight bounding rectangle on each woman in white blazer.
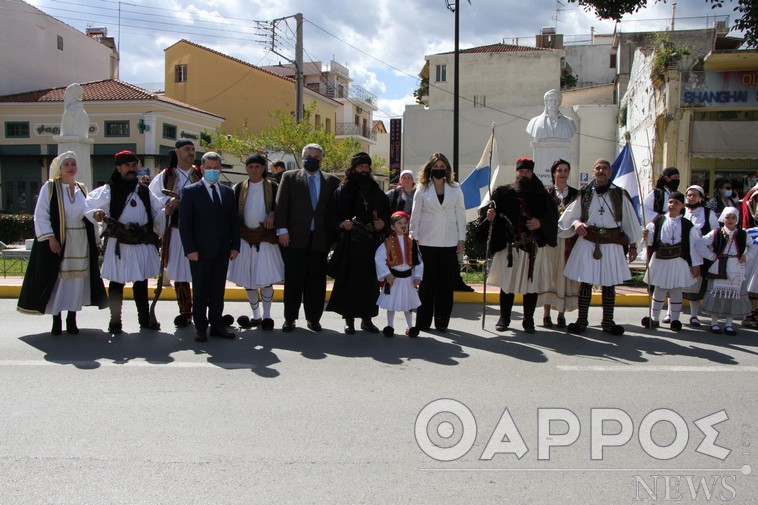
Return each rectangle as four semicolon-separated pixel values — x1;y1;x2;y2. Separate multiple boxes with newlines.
409;153;466;332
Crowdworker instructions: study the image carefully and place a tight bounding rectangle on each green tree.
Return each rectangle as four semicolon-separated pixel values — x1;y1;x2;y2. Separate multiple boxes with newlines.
203;102;371;173
567;0;757;47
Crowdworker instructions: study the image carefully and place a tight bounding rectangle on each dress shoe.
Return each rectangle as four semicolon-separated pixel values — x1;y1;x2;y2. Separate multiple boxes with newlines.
250;318;262;327
261;318;275;331
556;313;567;329
209;326;235;339
407;327;420;338
435;326;448;333
222;314;235;326
542;316;553;328
689;316;701;327
66;312;79;334
306;320;322;332
455;283;475;292
382;326;394;337
195;328;208;342
361;319;380;333
522;318;535;333
670;320;682;331
282;320;295;332
662;315;671;324
140;321;161;331
344;319;356;335
724;326;737;336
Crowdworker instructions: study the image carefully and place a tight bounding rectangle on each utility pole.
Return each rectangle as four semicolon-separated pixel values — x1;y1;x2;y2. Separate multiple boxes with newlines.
295;13;304;123
260;13;305;123
446;1;461;180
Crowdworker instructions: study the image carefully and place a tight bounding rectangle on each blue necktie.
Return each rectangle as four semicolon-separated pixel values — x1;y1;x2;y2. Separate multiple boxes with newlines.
212;184;221;208
309;175;318;210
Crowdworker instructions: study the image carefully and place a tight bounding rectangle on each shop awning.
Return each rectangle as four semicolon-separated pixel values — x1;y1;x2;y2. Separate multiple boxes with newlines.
691;121;758;159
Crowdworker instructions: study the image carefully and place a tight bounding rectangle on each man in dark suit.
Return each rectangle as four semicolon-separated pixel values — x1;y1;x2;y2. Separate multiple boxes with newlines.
274;143;340;332
179;152;241;342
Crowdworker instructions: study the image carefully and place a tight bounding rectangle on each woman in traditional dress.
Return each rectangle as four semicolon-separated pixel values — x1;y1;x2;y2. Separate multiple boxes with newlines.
17;151;107;334
539;159;579;329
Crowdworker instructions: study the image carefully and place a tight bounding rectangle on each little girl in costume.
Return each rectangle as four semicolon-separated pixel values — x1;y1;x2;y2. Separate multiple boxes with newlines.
702;207;755;335
374;211;423;337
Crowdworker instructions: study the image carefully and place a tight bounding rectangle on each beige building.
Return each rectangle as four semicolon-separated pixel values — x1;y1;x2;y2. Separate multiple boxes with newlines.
164;40;340;138
0;0;118;96
263;60;379;154
0;80;223;213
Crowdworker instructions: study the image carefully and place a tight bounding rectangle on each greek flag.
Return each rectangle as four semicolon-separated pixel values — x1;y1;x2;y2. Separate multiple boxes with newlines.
610;143;641;223
460;131;499;222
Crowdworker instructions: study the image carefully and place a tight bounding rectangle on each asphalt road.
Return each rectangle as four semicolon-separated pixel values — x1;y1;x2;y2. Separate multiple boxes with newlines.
1;298;757;504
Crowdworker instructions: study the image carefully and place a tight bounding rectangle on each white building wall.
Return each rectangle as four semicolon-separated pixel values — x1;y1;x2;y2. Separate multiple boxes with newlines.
427;50;562;110
564;44;617;88
0;0;116;95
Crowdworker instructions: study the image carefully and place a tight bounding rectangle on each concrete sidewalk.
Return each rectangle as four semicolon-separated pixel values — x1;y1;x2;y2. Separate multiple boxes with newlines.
0;275;650;306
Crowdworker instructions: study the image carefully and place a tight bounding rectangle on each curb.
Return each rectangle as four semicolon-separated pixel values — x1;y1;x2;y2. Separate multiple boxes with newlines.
0;284;651;307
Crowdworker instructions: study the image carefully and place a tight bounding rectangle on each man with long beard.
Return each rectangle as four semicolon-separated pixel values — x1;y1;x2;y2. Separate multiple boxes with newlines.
327;152;390;334
476;158;558;333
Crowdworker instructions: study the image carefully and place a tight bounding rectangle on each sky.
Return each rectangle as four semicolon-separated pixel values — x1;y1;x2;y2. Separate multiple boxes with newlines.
26;0;741;124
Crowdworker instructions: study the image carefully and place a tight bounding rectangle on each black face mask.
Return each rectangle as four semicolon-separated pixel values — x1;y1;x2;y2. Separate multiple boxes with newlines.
666;179;680;192
303;157;320;173
431;168;446;180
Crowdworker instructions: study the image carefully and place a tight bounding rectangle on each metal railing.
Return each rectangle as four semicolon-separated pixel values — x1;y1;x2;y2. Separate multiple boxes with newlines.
335;123;376;141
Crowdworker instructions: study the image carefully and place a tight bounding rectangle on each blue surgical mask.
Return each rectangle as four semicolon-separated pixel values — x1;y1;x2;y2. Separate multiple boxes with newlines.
724;190;733;198
303;157;320;173
204;169;220;184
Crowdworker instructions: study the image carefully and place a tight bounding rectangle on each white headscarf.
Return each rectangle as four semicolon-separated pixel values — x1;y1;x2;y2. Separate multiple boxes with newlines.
49;151;77;180
719;206;740;222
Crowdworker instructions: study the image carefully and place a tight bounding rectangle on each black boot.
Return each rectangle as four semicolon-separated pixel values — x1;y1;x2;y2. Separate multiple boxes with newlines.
66;311;79;334
496;290;514;331
51;314;62;335
108;282;124;334
134;280;159;330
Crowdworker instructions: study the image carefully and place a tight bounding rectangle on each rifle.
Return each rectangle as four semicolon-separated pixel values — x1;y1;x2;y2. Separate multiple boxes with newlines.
148;188;179;329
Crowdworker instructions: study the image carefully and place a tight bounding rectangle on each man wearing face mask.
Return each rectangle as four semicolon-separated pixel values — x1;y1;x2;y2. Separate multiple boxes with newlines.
327;152;390;334
642;167;680;226
179;152;240;342
274;143;340;332
84;151;166;334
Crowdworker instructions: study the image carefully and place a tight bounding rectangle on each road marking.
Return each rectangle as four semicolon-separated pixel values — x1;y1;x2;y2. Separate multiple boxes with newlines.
558;365;758;372
0;359;256;369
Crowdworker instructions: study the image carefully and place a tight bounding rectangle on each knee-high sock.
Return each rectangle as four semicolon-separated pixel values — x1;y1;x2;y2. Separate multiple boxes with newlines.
260;286;274;319
404;310;413;329
386;310;395;328
175;281;192;317
246;289;261;319
601;285;616;328
651;287;666;321
108;282;124;323
669;288;683;321
522;293;538;323
133;279;149;323
576;283;592;326
690;299;700;318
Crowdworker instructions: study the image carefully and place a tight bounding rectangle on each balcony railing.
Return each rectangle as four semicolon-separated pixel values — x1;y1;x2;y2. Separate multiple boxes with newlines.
309;81;377;107
335;123;376;141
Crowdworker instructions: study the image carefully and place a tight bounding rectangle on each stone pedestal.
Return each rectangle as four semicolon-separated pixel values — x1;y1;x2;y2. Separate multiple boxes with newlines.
53;136;95;189
530;139;572;186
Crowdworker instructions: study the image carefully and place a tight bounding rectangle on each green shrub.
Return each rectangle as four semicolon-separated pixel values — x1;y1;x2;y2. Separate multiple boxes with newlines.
0;213;34;244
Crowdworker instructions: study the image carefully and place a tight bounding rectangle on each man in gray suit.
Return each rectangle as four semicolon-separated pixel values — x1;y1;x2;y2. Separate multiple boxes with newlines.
274;143;340;332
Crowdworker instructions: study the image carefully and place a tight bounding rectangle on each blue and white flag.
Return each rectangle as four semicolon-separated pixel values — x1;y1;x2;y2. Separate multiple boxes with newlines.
610;143;641;223
747;227;758;245
460;131;499;222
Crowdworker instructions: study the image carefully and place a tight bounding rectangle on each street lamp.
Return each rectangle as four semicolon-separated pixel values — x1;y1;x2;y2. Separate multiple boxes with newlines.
446;0;460;180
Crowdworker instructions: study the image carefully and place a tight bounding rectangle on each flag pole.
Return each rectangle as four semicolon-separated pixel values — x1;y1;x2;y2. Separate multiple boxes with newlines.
625;135;653;326
482;123;496;329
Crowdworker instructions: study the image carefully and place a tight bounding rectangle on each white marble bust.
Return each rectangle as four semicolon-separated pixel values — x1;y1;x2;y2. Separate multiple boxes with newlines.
59;83;89;139
526;89;576;141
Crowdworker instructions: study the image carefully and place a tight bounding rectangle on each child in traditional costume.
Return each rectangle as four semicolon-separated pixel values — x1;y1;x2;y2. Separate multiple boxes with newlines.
641;192;707;331
702;207;755;335
374;211;423;337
